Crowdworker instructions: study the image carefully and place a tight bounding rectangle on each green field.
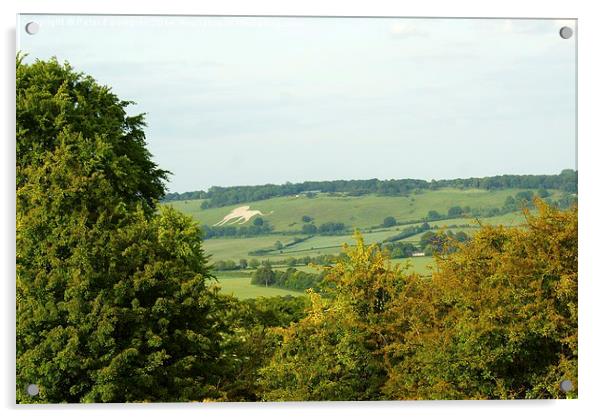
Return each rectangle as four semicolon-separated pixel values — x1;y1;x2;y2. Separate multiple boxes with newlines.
272;256;435;277
167;188;546;232
165;188;562;299
213;276;304;299
166;188;546;264
212;271;304;299
200;211;526;264
204;235;286;262
211;254;435;299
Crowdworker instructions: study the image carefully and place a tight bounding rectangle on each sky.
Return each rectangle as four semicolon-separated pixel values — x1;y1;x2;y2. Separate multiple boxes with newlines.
18;15;577;193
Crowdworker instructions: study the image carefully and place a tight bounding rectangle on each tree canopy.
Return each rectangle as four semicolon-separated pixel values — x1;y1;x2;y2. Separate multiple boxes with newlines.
17;55;168;210
16;57;234;402
259;201;577;400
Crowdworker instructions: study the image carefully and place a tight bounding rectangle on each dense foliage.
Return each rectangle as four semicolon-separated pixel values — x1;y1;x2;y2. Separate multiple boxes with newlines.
209;295;309;401
259;235;406;400
16;57;234;402
163;170;577;207
260;202;577;400
17;56;168;211
383;201;577;399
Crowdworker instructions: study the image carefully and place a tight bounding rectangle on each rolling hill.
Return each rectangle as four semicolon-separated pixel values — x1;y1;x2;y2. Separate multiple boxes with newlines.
166;188;552;232
163;186;570;298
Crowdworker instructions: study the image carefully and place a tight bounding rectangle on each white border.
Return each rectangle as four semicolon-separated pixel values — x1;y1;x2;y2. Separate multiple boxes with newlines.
2;1;600;417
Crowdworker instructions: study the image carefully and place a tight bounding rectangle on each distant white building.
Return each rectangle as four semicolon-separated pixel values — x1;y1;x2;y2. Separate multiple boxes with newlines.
412;252;425;257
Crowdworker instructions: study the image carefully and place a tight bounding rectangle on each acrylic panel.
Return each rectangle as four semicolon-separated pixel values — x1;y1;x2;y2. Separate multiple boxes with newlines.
16;15;577;403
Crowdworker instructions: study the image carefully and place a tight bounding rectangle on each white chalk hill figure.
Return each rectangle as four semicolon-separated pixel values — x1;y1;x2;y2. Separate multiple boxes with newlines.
213;206;273;226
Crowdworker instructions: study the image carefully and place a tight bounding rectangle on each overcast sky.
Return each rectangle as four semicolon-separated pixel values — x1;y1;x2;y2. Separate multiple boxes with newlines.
18;15;576;193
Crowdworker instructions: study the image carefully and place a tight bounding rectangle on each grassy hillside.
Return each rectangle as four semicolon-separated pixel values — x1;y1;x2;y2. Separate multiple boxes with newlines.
166;188;553;232
198;212;526;263
164;188;564;299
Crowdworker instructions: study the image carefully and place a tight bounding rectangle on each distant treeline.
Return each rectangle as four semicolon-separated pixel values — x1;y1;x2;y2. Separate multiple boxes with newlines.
213;253;344;271
251;264;324;292
248;236;313;256
201;223;273;239
203;221;348;241
383;222;431;243
162;170;577;208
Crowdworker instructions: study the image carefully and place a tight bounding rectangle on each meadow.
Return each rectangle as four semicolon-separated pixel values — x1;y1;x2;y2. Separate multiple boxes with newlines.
212;271;304;299
165;188;563;299
167;187;538;231
212;256;436;299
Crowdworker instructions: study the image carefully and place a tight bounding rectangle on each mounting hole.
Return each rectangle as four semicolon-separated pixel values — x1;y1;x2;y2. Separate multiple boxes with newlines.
25;22;39;35
559;379;574;393
559;26;573;39
26;383;39;396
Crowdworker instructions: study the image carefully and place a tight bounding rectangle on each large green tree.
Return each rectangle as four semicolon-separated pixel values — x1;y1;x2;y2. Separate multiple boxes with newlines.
16;57;232;402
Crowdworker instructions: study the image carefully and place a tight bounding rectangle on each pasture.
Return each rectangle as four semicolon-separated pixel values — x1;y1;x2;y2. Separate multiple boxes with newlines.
212;271;304;299
211;255;435;299
201;210;526;265
165;188;559;299
166;188;552;232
